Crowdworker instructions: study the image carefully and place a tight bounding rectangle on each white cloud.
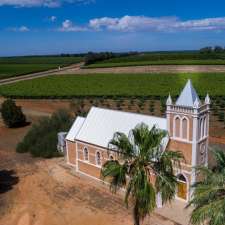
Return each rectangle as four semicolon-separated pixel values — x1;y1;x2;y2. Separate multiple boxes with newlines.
9;26;30;32
50;16;57;22
89;15;225;32
58;19;87;32
0;0;94;8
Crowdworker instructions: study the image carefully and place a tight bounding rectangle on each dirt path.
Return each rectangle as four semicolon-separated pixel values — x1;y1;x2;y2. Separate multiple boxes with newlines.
0;63;83;86
54;65;225;75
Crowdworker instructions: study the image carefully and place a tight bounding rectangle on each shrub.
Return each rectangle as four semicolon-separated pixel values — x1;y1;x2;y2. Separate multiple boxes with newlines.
16;109;73;158
1;99;26;128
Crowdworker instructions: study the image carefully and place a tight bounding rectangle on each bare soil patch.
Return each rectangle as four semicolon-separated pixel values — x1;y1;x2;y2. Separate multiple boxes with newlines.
54;65;225;75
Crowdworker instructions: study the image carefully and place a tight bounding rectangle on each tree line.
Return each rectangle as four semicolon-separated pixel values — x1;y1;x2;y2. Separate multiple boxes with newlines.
84;51;138;65
200;46;225;54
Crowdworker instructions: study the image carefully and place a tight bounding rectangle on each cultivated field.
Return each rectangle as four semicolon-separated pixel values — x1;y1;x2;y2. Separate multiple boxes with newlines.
1;73;225;98
85;60;225;68
0;56;83;80
85;52;225;68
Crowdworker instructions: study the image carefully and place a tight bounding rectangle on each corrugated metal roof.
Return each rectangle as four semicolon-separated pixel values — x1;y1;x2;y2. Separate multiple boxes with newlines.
176;79;200;107
75;107;168;149
66;116;86;142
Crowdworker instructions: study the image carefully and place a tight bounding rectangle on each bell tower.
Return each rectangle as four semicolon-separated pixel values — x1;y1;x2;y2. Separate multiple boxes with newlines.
166;80;210;200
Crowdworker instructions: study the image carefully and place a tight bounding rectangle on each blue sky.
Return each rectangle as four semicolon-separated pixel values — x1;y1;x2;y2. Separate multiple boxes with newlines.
0;0;225;56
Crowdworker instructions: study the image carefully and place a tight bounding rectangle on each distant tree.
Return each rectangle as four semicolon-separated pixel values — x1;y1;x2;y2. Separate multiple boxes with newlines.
200;47;213;54
1;99;26;128
214;46;224;53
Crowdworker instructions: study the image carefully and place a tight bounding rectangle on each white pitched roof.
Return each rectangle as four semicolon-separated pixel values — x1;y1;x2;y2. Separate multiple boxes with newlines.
176;80;200;107
75;107;168;149
66;116;86;142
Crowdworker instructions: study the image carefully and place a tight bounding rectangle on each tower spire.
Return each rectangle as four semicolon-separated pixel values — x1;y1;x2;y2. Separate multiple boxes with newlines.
176;80;200;107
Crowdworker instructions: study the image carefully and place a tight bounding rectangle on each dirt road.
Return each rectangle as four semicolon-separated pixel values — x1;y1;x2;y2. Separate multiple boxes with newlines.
0;63;83;86
55;65;225;75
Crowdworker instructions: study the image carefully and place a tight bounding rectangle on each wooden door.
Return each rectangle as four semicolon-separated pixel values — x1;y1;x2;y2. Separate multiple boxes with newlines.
177;181;187;200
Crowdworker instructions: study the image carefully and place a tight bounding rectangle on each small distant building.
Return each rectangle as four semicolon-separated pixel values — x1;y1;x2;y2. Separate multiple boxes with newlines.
65;80;210;203
57;132;67;154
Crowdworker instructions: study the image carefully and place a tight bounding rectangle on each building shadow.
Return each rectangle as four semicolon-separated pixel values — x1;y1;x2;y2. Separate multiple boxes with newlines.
0;170;19;194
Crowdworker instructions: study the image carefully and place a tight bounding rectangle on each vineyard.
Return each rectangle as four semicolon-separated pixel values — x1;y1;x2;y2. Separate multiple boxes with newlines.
0;73;225;98
0;56;83;79
84;52;225;68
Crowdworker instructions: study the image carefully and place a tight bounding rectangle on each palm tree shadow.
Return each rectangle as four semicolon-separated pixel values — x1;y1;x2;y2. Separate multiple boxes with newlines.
0;170;19;194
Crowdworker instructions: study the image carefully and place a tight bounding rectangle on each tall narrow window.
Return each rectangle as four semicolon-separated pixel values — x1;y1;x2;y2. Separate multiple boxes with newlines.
202;118;205;138
182;118;188;140
84;147;89;161
96;152;101;166
175;117;181;137
203;117;207;137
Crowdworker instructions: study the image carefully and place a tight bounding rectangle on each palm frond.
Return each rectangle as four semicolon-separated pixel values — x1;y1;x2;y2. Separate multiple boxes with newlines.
188;149;225;225
109;132;134;159
101;160;128;193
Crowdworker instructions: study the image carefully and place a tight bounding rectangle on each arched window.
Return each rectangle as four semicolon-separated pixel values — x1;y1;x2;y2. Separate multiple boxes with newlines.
96;152;101;166
83;147;89;161
177;174;186;182
175;117;181;138
182;117;188;140
109;155;114;160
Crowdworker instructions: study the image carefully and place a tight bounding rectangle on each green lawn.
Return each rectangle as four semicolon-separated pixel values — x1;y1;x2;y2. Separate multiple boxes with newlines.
85;60;225;68
0;73;225;98
0;56;83;79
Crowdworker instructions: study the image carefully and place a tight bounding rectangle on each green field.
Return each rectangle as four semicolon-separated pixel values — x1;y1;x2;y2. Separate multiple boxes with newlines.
0;73;225;98
84;52;225;68
0;56;83;79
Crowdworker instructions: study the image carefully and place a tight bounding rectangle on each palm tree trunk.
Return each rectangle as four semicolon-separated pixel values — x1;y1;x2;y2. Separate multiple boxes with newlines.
133;201;140;225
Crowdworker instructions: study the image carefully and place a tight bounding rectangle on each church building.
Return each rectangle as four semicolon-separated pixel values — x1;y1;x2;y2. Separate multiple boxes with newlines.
65;80;210;202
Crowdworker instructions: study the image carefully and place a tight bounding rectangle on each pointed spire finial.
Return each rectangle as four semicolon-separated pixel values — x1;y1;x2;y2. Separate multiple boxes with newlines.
205;93;211;105
166;93;172;105
176;79;201;107
193;98;200;108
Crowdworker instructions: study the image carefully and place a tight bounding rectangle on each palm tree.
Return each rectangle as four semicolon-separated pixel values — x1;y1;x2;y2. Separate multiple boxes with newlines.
101;123;183;225
188;149;225;225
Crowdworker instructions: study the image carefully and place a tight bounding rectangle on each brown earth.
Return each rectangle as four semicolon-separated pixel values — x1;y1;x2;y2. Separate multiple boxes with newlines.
54;65;225;75
0;101;184;225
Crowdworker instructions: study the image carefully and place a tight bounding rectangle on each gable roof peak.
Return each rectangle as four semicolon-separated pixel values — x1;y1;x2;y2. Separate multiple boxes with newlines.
176;79;200;107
